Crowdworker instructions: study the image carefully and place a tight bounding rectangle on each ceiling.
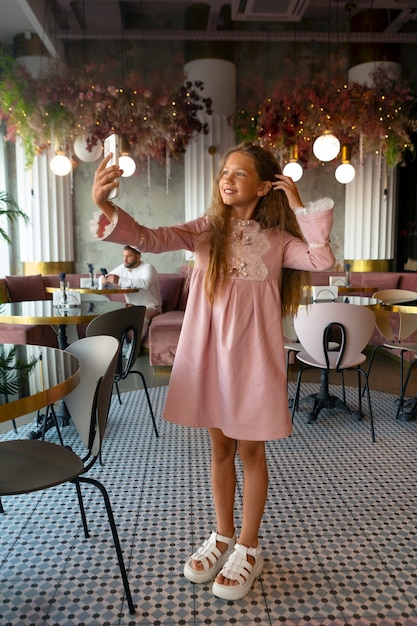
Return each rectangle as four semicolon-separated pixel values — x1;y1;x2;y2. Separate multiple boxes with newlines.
1;0;417;59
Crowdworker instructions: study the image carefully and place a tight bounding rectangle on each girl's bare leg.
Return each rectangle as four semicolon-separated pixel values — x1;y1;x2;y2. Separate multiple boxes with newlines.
215;439;268;586
189;428;237;571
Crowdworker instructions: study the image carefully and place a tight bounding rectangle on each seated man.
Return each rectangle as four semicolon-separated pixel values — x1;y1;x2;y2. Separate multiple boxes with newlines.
100;245;162;338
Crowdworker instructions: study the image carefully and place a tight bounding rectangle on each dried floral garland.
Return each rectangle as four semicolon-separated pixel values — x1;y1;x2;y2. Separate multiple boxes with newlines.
0;54;212;167
230;63;417;169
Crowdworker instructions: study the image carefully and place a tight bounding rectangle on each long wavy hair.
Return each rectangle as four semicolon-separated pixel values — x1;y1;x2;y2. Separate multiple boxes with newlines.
204;142;310;315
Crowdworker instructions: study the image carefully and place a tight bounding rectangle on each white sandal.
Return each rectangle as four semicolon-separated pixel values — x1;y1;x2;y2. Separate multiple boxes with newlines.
212;543;263;600
183;531;236;584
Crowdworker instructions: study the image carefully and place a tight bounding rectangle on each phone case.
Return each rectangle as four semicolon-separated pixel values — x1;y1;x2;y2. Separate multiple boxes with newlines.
104;134;120;199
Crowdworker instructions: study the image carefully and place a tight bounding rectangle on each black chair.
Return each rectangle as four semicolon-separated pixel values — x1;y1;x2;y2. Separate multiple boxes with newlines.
86;305;159;437
0;335;135;614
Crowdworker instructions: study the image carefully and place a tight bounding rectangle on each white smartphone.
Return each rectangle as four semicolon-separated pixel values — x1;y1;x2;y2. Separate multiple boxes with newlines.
104;133;120;199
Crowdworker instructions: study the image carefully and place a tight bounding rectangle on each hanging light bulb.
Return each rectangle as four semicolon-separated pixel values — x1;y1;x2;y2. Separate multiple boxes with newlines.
335;144;356;184
50;152;72;176
313;131;340;162
282;144;303;182
119;135;136;177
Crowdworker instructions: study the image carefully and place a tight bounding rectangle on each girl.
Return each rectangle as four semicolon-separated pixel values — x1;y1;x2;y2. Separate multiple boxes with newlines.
91;142;335;600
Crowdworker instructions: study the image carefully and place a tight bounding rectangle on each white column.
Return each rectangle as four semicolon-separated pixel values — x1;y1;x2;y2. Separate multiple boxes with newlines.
15;141;74;271
344;61;401;268
184;59;236;234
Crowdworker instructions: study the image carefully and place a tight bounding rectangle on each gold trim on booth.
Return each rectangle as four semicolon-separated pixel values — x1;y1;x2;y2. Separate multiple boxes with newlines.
344;260;392;272
23;261;74;276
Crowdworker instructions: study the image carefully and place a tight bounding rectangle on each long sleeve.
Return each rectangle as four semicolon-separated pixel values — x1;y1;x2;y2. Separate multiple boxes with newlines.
283;198;335;272
90;208;209;254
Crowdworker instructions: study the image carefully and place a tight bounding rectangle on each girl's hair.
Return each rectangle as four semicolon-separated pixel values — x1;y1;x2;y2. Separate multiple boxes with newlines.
204;142;310;315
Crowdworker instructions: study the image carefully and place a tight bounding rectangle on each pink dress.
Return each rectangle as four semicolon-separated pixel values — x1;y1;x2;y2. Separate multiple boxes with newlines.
92;199;335;441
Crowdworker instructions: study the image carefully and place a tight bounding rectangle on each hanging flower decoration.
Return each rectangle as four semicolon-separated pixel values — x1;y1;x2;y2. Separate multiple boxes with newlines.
0;53;212;167
230;61;417;169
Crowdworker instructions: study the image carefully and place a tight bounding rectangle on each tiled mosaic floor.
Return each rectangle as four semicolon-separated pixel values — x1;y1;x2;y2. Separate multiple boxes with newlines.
1;383;417;626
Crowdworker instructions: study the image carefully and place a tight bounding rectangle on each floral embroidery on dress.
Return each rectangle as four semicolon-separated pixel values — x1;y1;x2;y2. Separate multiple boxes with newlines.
228;219;270;280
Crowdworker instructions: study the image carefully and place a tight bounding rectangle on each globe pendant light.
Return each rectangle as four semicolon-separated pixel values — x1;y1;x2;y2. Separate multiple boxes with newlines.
335;144;356;184
282;144;303;182
119;134;136;177
50;152;72;176
313;131;340;162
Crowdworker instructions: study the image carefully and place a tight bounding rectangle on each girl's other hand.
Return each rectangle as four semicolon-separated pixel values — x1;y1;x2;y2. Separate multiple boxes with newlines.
271;174;303;211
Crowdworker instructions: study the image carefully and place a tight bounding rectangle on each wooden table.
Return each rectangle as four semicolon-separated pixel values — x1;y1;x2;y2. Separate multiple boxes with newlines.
0;344;80;423
45;286;139;295
0;300;127;350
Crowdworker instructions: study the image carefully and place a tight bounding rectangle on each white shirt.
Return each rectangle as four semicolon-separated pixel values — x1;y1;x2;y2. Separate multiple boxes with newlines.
102;261;162;312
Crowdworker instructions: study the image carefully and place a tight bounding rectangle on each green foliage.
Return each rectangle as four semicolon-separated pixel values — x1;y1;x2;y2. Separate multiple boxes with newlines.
0;190;30;244
0;347;37;396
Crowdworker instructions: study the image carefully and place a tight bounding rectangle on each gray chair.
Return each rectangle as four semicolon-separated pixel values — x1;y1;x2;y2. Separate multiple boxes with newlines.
0;335;135;615
86;305;159;437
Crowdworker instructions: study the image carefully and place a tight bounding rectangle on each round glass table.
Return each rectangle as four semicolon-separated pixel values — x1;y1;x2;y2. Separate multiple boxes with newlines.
0;300;127;349
0;344;80;423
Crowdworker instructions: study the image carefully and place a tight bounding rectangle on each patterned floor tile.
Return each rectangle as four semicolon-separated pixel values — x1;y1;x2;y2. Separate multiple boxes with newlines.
2;383;417;625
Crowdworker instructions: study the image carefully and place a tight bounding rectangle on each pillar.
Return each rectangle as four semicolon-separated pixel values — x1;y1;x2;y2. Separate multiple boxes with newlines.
13;32;74;275
183;4;236;251
344;10;401;272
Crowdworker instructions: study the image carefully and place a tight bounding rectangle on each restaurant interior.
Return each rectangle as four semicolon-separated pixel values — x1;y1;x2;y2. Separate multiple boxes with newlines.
2;1;417;625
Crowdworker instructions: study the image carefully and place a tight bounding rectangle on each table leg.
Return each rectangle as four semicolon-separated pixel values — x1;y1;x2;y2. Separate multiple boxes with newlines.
28;323;70;439
57;324;68;350
306;369;357;423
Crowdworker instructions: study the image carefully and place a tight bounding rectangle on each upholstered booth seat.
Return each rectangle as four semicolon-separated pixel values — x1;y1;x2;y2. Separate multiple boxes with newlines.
148;309;185;366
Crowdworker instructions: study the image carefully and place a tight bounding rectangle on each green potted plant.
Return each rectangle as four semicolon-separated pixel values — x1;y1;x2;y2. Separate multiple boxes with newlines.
0;190;36;400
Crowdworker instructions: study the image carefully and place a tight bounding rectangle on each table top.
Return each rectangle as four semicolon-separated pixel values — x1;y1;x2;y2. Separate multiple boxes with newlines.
377;300;417;314
0;344;80;423
45;286;139;295
337;286;377;294
0;300;127;325
301;295;381;307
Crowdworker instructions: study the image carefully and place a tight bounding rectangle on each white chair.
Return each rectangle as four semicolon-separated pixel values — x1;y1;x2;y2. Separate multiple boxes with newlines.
283;314;303;407
291;302;376;441
366;289;417;414
372;289;417;304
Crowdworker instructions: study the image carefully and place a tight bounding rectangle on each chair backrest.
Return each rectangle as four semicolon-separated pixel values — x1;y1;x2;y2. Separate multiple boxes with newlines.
64;335;119;456
372;290;417;343
282;314;298;342
294;302;376;369
373;307;397;343
373;289;417;304
86;305;147;378
399;311;417;342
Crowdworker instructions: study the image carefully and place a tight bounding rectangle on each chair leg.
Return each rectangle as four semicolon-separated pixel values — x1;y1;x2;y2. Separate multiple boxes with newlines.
41;404;65;446
363;344;383;396
77;476;135;615
0;498;4;514
130;369;159;437
12;419;17;433
396;358;417;420
361;370;375;442
74;479;90;537
114;380;122;405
